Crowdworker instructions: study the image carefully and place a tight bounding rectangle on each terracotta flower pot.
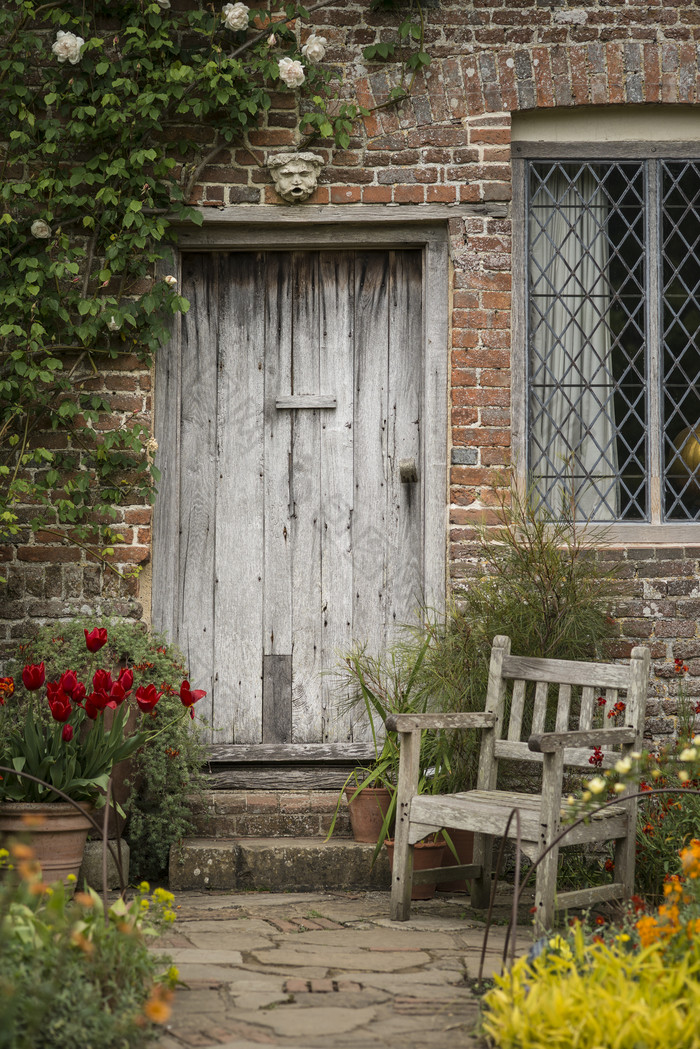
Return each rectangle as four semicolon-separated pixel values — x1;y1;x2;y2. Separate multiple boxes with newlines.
385;838;446;900
437;827;475;893
344;786;393;843
0;801;94;889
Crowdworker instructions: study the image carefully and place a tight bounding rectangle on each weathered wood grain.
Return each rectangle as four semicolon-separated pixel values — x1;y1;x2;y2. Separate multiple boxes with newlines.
276;395;337;409
262;654;292;744
350;251;391;741
216;252;265;743
318;252;355;743
178;254;218;735
387;249;424;633
263;252;294;668
289;251;324;742
502;654;632;689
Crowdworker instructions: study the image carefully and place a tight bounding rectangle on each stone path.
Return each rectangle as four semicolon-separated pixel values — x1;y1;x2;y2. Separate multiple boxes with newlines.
152;890;532;1049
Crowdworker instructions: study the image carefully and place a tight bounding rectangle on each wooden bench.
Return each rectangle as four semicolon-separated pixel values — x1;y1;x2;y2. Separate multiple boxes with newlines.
387;635;650;927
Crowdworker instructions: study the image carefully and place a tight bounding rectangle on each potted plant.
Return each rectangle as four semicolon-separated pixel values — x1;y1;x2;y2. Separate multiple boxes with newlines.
326;638;453;866
0;625;207;885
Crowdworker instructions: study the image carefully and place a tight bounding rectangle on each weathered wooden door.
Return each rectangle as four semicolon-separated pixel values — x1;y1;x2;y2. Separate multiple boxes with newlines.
164;249;425;745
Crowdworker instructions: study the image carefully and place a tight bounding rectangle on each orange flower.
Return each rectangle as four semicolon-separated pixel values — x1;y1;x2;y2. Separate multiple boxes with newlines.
636;914;662;947
143;985;173;1025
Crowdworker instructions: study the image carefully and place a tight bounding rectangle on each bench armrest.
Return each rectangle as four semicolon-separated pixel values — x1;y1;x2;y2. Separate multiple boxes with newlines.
385;712;496;733
528;727;637;753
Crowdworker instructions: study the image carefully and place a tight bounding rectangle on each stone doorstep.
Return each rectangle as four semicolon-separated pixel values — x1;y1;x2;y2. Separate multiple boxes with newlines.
169;837;391;893
191;790;352;839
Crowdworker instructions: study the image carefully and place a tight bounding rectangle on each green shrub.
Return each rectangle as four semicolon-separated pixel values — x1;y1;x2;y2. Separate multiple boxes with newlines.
409;483;619;790
10;616;207;880
0;846;178;1049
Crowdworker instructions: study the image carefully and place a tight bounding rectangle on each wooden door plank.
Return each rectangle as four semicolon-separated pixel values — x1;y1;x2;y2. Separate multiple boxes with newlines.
351;252;391;745
387;250;424;632
152;260;181;640
289;251;324;742
263;253;294;665
262;654;292;743
319;251;355;743
215;252;265;743
178;253;218;735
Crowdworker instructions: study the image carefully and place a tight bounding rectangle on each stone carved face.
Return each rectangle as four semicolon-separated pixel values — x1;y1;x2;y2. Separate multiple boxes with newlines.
268;152;324;203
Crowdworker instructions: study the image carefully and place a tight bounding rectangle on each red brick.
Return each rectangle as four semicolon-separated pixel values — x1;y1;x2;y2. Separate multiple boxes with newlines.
530;47;555;108
361;186;392;204
426;185;457;203
17;546;81;563
331;186;362;203
393;185;425;203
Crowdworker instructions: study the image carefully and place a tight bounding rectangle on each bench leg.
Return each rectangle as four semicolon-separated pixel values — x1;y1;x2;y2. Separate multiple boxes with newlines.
390;836;413;921
534;843;559;932
470;832;493;910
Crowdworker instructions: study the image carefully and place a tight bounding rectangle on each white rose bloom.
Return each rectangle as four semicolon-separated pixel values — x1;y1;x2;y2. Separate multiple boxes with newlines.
52;30;84;65
222;3;249;31
106;316;121;331
31;219;51;239
163;275;178;288
278;57;305;89
156;0;171;7
301;34;327;64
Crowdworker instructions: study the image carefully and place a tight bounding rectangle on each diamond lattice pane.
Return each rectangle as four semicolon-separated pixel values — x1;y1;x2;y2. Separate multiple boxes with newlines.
662;161;700;521
528;162;647;521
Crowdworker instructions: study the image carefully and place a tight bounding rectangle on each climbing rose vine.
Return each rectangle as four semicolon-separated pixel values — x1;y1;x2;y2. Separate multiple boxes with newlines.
0;0;372;574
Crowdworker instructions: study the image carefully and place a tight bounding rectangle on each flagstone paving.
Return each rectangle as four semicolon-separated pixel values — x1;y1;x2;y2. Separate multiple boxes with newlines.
152;890;533;1049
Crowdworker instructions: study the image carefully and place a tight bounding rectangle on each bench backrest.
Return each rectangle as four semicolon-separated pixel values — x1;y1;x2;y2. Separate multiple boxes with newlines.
480;635;649;785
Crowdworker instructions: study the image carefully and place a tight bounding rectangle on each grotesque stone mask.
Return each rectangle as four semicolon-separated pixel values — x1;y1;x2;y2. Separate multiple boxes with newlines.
267;152;324;203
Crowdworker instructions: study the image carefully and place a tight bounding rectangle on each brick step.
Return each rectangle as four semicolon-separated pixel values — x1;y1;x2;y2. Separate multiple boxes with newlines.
191;789;352;839
169;837;391;893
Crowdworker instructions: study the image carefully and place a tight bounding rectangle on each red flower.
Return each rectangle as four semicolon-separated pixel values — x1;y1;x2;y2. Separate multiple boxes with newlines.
58;669;80;698
48;690;72;723
179;680;206;719
136;683;163;714
589;746;604;768
84;627;108;653
92;668;113;693
604;858;614;873
596;696;606;707
62;724;74;743
84;689;111;719
118;667;134;692
21;662;45;691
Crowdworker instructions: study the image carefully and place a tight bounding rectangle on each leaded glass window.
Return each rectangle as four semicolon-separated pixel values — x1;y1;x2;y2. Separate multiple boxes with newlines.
527;157;700;523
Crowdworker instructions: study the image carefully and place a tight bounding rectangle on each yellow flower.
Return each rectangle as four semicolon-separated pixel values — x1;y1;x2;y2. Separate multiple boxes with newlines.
614;757;632;774
587;776;607;794
679;770;690;783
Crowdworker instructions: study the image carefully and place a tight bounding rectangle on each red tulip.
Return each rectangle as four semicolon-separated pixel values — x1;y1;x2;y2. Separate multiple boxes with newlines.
58;669;80;698
179;680;206;719
48;690;72;723
84;627;108;653
136;683;163;714
92;668;113;693
118;667;134;692
62;724;74;743
22;663;45;691
106;682;127;709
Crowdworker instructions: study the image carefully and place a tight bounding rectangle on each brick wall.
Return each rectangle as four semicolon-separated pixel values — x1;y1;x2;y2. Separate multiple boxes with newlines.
3;1;700;735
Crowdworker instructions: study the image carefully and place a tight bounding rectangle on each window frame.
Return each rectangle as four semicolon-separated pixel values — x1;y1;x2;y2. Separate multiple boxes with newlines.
512;140;700;543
